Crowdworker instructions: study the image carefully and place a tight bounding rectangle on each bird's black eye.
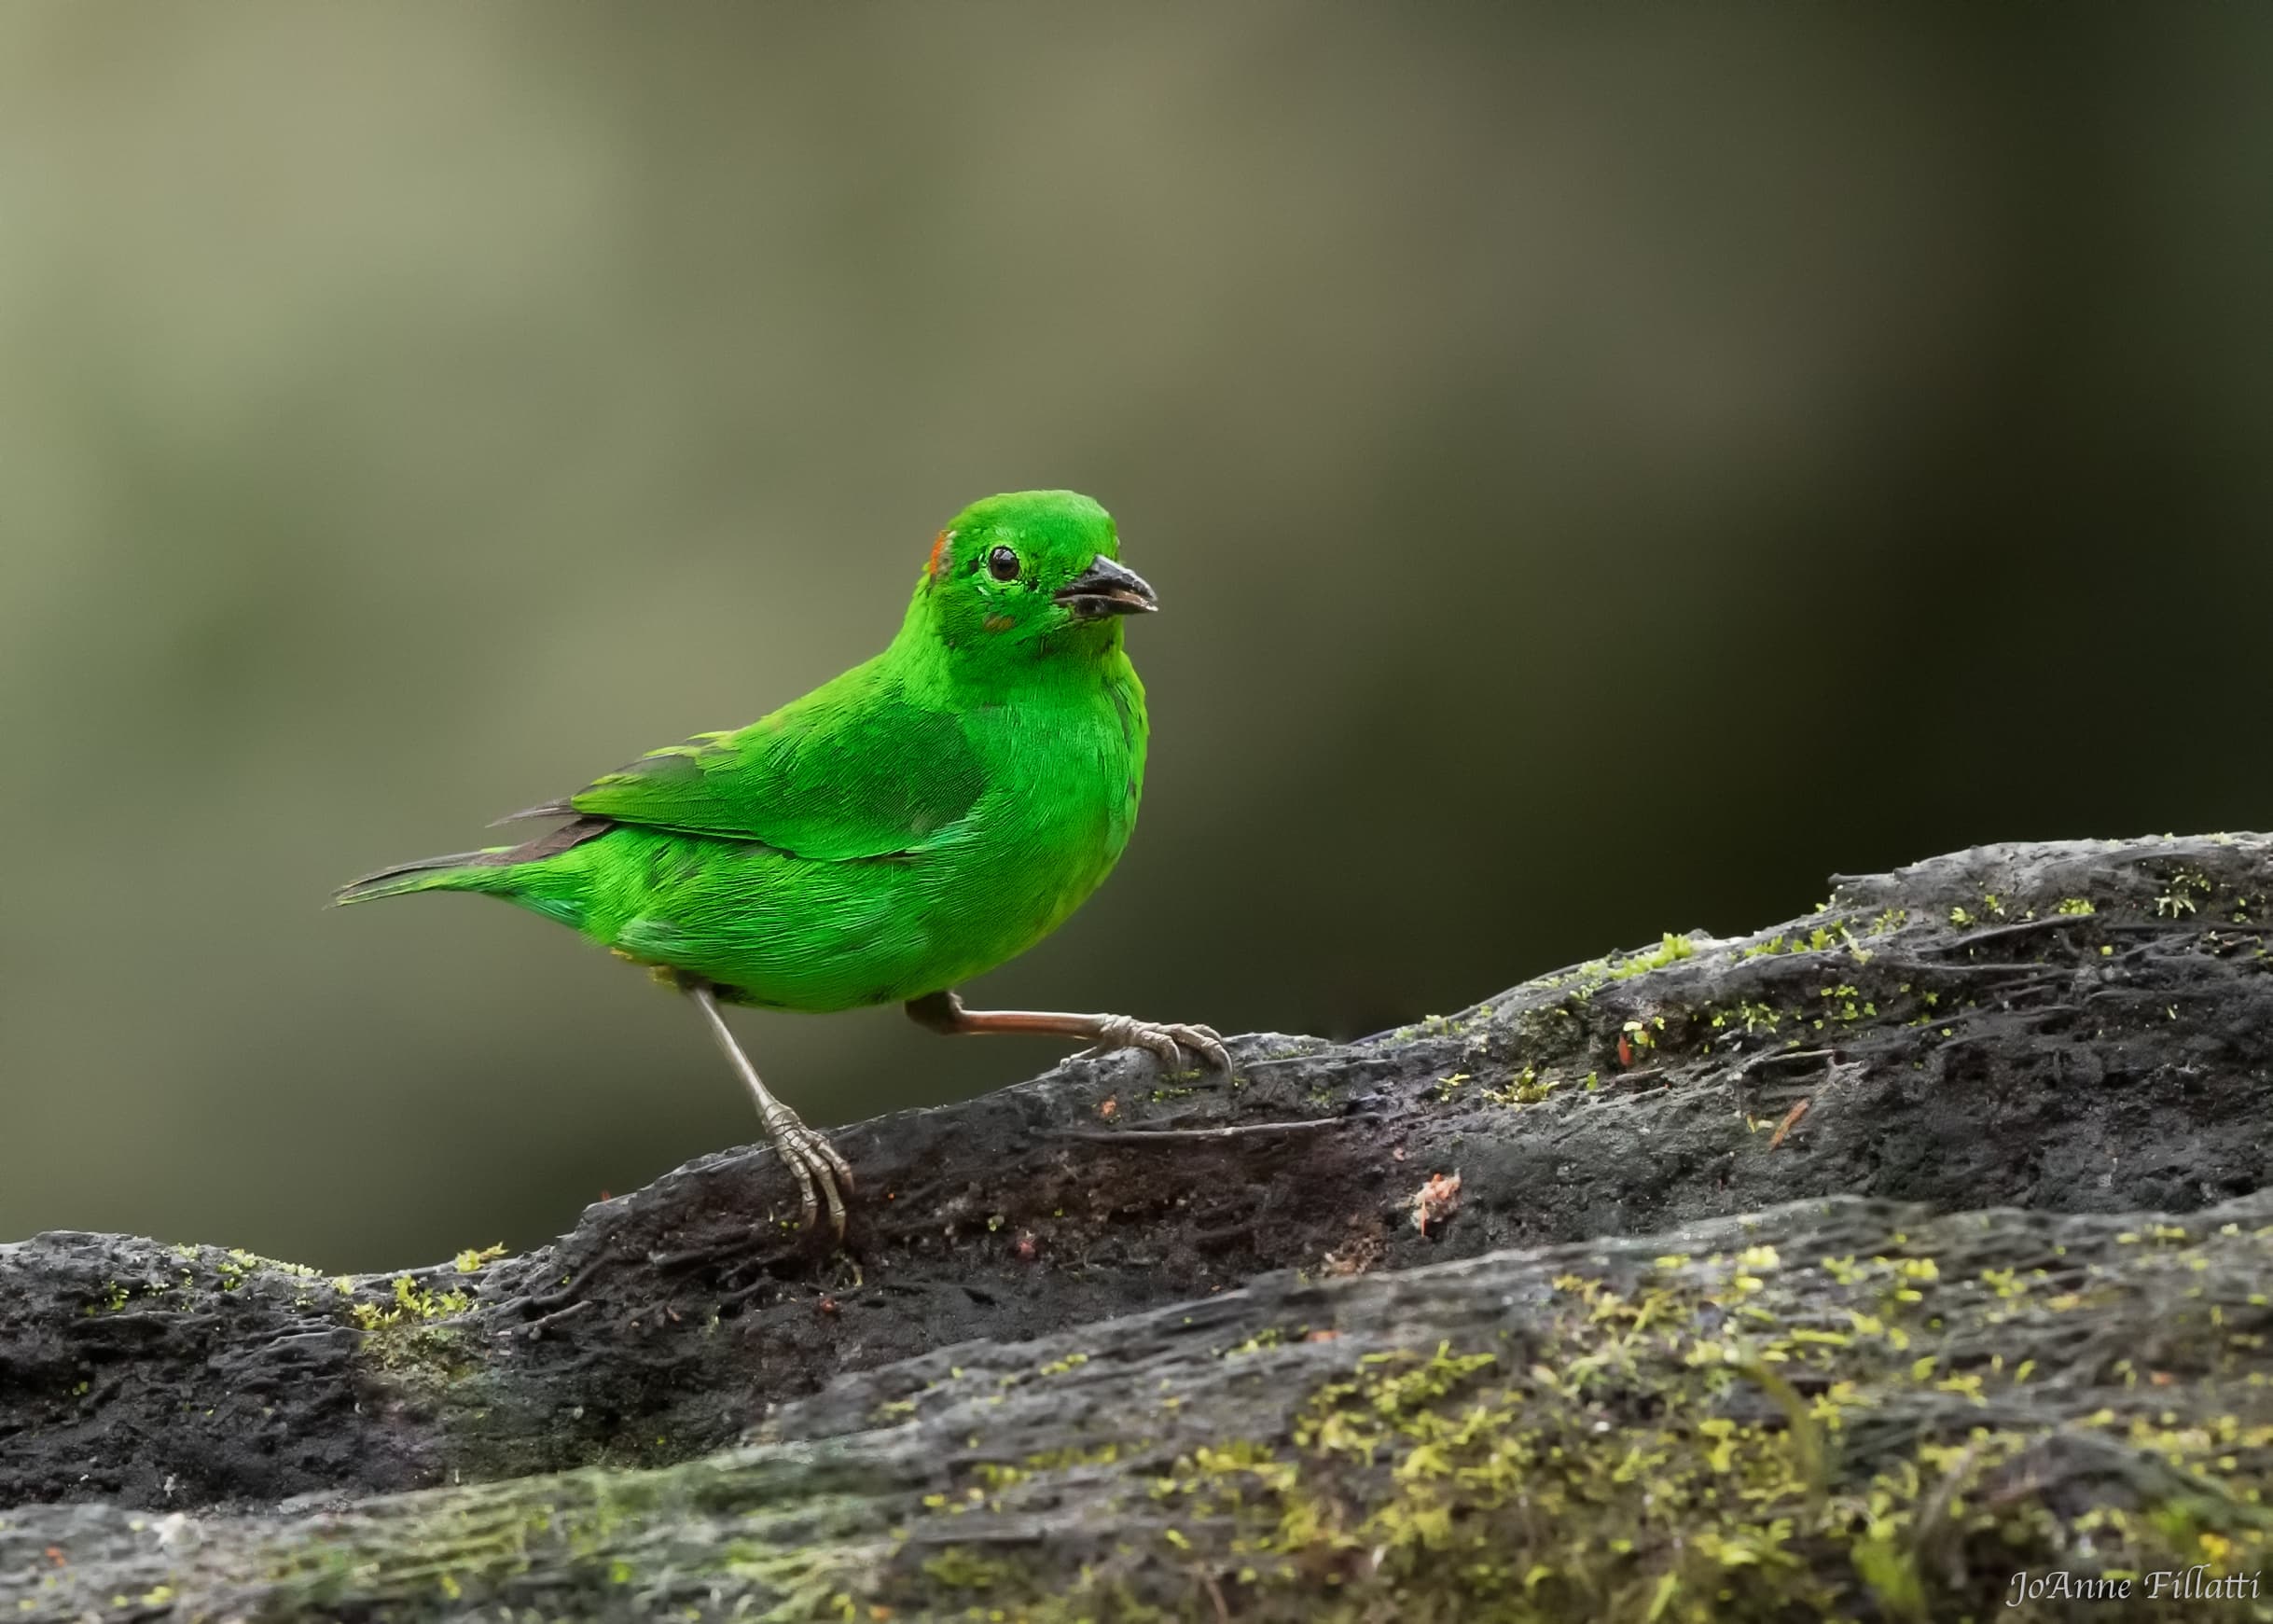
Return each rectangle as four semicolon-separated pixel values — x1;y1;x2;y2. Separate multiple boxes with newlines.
987;545;1021;582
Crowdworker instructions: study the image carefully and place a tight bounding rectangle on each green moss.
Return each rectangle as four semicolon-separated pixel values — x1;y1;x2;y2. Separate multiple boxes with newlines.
878;1209;2273;1621
1743;922;1854;961
83;1282;130;1315
1542;933;1707;1005
1482;1065;1559;1106
1116;1255;2273;1621
922;1546;1028;1593
1814;983;1876;1022
340;1273;478;1380
349;1273;472;1329
1223;1328;1288;1358
1605;933;1696;979
1710;1002;1785;1036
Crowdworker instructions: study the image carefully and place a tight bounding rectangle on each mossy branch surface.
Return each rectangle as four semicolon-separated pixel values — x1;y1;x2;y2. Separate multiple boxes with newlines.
10;1195;2273;1619
7;833;2273;1618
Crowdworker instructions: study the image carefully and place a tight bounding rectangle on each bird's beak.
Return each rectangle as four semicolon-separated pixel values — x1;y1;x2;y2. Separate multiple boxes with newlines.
1054;555;1158;619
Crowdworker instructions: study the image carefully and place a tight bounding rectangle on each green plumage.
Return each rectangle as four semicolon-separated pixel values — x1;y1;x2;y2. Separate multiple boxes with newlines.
339;491;1150;1012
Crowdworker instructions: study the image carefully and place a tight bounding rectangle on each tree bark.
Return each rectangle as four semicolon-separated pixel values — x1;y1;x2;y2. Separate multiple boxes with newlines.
6;833;2272;1620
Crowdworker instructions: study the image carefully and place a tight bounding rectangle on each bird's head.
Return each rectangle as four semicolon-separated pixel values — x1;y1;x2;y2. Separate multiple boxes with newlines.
912;490;1156;661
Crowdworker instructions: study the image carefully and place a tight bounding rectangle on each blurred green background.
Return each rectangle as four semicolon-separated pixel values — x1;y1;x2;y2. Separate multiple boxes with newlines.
5;5;2270;1270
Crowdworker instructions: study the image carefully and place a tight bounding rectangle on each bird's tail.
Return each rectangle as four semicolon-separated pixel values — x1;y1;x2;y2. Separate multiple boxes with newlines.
332;849;517;906
334;815;615;908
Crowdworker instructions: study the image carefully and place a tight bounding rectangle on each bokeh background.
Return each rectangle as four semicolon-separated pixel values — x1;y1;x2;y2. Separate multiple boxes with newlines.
6;5;2271;1270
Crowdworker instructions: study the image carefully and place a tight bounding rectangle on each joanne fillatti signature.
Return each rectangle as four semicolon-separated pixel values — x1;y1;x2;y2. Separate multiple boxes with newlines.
2006;1566;2263;1606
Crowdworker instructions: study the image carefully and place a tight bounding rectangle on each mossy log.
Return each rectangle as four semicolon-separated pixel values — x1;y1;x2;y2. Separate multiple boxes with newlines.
6;833;2273;1619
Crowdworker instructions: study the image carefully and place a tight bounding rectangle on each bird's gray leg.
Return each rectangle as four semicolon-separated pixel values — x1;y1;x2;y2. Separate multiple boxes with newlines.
905;989;1231;1074
686;982;853;1239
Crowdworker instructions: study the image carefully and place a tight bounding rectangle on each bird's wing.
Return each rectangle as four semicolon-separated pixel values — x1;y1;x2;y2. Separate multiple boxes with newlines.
523;660;987;861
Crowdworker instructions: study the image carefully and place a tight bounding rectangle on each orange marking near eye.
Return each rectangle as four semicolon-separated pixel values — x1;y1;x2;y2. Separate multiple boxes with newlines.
926;530;950;582
984;614;1015;632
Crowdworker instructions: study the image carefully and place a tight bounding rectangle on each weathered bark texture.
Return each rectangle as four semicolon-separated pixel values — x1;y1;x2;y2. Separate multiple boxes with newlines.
6;834;2273;1620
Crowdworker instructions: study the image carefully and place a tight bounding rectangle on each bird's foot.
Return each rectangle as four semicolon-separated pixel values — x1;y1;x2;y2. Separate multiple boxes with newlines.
759;1101;855;1241
1073;1014;1233;1075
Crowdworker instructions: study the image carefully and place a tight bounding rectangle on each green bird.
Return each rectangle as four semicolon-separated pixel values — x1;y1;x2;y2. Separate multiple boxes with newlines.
337;490;1225;1237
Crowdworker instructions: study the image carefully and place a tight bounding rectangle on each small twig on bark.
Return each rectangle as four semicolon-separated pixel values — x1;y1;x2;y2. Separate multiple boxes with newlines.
1049;1116;1374;1145
516;1298;595;1340
1924;917;2101;953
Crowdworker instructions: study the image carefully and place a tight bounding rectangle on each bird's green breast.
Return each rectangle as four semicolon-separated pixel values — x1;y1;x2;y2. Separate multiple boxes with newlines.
944;654;1149;964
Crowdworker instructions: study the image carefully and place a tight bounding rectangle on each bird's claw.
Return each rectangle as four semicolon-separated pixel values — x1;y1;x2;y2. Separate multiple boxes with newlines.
1074;1015;1233;1075
761;1103;855;1241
